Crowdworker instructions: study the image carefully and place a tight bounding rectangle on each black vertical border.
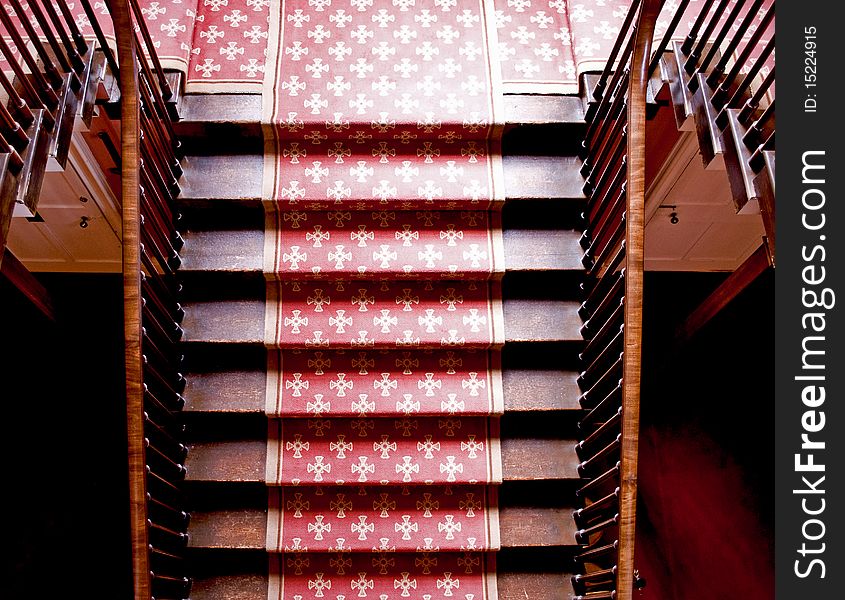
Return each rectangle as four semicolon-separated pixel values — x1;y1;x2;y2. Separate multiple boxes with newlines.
777;2;843;596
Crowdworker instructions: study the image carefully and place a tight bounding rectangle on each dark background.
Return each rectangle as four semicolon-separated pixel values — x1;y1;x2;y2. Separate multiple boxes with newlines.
1;269;773;599
1;274;131;599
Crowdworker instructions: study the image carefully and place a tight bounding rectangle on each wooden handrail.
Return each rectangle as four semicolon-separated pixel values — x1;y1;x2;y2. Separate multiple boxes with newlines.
101;2;152;599
617;1;660;597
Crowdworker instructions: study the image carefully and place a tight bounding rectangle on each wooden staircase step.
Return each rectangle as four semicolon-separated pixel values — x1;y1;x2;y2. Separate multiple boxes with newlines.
180;226;584;274
184;437;579;483
178;155;585;207
188;505;578;550
184;365;581;414
175;93;585;148
189;560;575;600
180;296;583;345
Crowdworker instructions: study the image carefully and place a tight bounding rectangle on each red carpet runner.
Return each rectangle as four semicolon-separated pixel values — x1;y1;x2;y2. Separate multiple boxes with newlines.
262;1;504;599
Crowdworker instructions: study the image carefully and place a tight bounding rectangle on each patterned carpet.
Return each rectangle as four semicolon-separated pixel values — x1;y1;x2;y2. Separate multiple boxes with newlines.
261;1;505;598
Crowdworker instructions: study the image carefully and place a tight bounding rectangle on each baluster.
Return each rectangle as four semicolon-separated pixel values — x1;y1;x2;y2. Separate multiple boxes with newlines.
586;68;629;155
0;36;55;126
127;0;174;100
585;186;626;262
681;0;730;61
580;295;624;341
577;329;624;391
571;565;617;590
575;540;618;564
575;514;619;545
146;493;190;530
737;68;775;125
54;0;88;54
144;439;187;481
144;416;188;462
145;466;182;504
592;0;640;100
576;408;623;460
149;544;184;566
579;269;624;321
575;462;621;498
742;99;775;148
147;518;189;548
25;0;79;82
709;3;775;94
687;0;751;91
140;88;182;179
150;573;192;597
141;193;181;269
0;9;60;108
579;314;623;368
748;129;774;172
141;221;176;276
584;130;627;202
143;358;186;410
140;206;178;272
584;163;625;233
699;0;765;89
141;272;185;323
143;387;179;426
4;0;64;87
584;92;627;175
649;0;692;76
0;102;31;150
585;213;627;278
96;130;122;169
39;0;86;73
136;65;179;158
0;70;34;126
717;35;775;116
142;328;184;385
141;169;184;251
579;356;623;410
578;384;623;432
79;0;120;78
581;243;625;298
0;132;24;172
573;488;620;528
577;434;622;477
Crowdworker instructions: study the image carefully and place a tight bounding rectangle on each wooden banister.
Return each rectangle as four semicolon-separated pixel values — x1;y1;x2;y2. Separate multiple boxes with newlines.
106;2;149;599
576;0;776;596
617;2;660;597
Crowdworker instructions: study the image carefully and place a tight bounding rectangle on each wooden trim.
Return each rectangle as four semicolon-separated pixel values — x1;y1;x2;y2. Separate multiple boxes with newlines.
673;243;771;346
0;248;56;321
618;1;661;598
106;1;150;598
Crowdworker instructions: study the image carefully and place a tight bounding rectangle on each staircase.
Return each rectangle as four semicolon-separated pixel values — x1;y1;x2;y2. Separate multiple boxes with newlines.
172;92;589;598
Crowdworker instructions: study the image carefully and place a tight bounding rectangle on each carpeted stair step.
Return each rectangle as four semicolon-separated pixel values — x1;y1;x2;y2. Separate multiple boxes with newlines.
178;154;585;208
182;343;582;414
180;294;583;345
179;210;585;275
185;493;578;550
183;436;579;483
174;94;586;149
186;549;576;600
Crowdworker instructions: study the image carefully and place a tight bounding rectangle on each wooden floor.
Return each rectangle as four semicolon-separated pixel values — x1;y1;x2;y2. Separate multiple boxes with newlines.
175;92;588;600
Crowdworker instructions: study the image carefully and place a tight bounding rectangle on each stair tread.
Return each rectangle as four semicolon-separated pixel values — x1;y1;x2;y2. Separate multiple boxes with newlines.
184;367;582;414
188;505;577;549
184;437;578;483
180;228;585;274
179;155;585;203
190;567;575;600
178;94;585;128
181;298;583;344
